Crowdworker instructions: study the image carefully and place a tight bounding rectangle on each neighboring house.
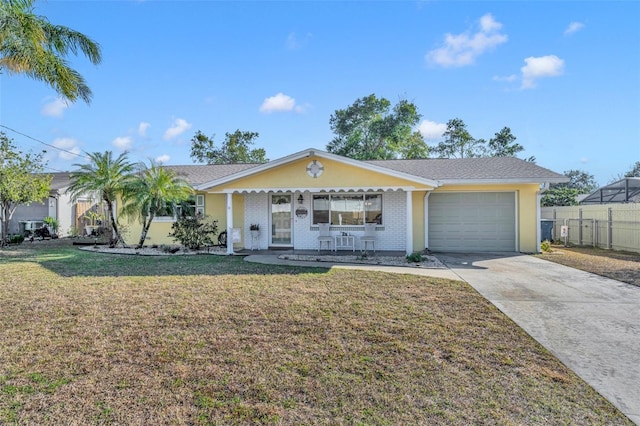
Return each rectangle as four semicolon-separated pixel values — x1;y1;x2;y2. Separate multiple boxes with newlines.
9;173;72;236
125;148;567;254
8;172;104;237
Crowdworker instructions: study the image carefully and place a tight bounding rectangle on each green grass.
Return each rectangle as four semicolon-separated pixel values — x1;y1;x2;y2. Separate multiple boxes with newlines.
0;242;633;425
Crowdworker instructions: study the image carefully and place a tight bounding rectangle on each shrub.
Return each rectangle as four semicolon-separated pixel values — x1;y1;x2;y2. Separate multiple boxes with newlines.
43;216;59;233
169;215;218;250
406;252;423;263
540;240;552;253
8;234;24;244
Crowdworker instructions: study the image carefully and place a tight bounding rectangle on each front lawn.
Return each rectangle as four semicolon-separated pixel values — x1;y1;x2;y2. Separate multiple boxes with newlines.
0;243;632;425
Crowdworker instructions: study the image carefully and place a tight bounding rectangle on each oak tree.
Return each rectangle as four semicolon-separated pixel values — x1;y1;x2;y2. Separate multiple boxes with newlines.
190;130;267;164
326;94;427;160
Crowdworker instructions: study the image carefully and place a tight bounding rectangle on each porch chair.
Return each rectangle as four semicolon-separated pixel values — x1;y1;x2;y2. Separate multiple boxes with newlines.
360;222;377;253
317;223;333;252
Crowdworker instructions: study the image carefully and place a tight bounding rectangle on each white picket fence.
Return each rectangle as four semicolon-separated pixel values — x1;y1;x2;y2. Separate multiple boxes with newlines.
541;204;640;254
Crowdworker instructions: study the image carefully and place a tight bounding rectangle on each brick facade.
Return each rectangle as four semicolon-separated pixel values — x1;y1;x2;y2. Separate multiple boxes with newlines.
243;190;407;251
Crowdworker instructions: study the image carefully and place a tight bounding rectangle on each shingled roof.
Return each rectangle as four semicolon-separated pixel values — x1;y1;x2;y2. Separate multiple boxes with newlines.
168;156;567;186
164;163;260;186
45;153;566;191
40;165;261;194
367;157;567;184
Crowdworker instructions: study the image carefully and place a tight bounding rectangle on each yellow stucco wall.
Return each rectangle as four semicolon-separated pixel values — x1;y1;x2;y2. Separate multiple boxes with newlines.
206;157;433;192
120;192;245;248
412;191;426;252
428;183;541;253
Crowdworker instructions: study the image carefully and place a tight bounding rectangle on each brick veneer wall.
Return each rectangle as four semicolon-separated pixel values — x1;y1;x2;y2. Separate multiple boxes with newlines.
243;191;407;251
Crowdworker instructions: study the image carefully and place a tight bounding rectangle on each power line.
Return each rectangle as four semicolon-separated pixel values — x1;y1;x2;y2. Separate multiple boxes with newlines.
0;124;91;160
44;166;67;173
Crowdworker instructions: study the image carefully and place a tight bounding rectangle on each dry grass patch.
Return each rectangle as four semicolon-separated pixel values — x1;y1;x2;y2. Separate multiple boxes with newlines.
0;243;632;425
537;245;640;287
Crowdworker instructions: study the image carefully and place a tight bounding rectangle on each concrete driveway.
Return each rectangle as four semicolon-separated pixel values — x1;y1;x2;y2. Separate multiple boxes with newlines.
436;252;640;425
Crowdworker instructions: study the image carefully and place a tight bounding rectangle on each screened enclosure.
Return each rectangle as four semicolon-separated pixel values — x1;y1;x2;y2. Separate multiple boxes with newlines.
580;178;640;204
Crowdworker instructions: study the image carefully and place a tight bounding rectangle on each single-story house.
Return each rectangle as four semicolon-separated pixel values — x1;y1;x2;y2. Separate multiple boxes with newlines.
126;148;567;254
7;172;104;238
8;172;72;237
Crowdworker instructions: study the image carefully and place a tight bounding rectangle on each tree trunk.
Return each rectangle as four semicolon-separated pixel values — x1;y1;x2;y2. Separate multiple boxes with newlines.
1;202;17;246
137;215;154;248
1;204;8;245
105;199;124;248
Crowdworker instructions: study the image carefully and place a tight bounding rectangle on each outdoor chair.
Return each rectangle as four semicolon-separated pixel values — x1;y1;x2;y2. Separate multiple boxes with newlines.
317;223;333;252
360;222;377;253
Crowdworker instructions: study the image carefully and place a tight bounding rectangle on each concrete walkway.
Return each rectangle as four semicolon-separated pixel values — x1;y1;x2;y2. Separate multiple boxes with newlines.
244;254;462;280
245;252;640;424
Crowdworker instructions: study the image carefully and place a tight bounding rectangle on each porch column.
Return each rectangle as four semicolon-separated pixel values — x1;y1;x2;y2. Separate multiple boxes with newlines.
406;190;413;255
226;192;234;254
424;191;431;250
536;191;542;253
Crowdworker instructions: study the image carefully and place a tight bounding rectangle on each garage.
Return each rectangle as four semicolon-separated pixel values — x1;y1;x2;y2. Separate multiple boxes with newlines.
428;192;516;252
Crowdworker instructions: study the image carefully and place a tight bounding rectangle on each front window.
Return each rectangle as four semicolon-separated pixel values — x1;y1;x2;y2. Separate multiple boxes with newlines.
176;194;205;218
365;194;382;224
313;195;330;224
158;194;204;220
313;193;382;225
155;203;177;218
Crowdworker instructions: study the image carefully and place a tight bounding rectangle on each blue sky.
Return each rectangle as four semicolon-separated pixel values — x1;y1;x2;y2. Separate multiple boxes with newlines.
1;0;639;186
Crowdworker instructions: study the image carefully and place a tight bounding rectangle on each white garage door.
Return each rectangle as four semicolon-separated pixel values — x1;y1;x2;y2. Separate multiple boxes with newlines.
428;192;516;252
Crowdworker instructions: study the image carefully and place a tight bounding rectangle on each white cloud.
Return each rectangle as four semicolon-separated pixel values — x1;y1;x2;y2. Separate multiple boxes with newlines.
52;137;82;160
418;120;447;140
112;136;133;150
479;13;502;32
426;13;508;67
565;21;585;35
41;98;69;118
138;122;151;137
155;154;170;164
493;74;517;83
521;55;565;89
259;92;298;113
163;118;192;140
580;157;589;164
286;31;312;50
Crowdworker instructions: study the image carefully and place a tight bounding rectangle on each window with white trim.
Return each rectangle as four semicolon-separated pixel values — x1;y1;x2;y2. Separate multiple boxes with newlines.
157;194;204;221
176;194;205;218
312;193;382;225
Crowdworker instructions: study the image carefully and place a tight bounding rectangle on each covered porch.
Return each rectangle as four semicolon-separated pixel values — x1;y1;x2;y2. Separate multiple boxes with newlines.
219;188;423;255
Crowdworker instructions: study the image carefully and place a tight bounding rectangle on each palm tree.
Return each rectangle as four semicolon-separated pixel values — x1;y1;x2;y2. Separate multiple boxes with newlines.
121;160;193;248
0;0;102;103
68;151;136;247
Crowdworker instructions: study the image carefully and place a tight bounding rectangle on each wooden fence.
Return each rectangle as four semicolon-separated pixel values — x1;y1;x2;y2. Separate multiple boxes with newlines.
541;204;640;254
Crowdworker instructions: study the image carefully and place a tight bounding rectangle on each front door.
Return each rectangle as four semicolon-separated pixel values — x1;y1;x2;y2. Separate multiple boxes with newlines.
270;194;292;246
